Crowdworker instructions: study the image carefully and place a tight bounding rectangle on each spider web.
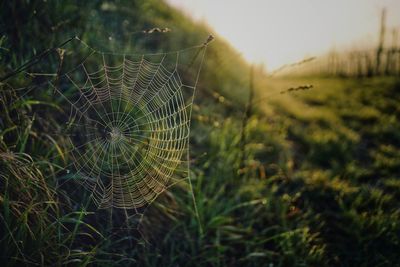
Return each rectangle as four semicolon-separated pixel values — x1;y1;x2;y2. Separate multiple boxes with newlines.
46;43;208;215
0;37;210;227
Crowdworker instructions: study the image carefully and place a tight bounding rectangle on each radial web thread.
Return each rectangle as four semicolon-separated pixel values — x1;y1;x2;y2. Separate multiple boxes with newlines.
37;40;210;214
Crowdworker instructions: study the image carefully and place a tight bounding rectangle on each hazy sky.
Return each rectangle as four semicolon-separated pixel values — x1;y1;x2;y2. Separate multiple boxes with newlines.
167;0;400;70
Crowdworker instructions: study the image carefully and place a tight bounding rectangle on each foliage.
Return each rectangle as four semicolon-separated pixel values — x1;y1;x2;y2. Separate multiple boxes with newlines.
1;0;399;266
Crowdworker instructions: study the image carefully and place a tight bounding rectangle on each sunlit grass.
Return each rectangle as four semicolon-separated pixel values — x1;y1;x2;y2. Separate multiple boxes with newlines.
1;0;400;266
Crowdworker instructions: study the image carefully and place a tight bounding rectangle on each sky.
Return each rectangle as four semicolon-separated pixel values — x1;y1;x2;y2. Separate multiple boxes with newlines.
166;0;400;70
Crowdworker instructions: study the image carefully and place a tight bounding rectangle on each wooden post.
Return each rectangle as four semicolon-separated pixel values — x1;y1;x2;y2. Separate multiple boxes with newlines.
376;8;386;75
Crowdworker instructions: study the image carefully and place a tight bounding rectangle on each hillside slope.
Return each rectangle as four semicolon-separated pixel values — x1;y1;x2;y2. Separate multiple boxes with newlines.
1;1;400;266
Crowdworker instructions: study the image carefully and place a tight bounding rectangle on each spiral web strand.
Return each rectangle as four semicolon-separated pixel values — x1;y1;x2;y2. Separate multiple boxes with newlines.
39;41;209;215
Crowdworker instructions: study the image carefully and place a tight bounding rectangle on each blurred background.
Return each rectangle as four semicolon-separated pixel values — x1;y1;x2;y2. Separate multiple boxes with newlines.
168;0;400;73
0;0;399;266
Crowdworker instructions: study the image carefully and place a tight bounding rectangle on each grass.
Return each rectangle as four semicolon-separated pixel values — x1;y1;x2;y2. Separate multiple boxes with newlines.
1;0;400;266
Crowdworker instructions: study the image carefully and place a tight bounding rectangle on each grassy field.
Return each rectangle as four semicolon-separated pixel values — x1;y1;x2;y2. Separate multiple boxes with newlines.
186;76;400;266
1;1;400;266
